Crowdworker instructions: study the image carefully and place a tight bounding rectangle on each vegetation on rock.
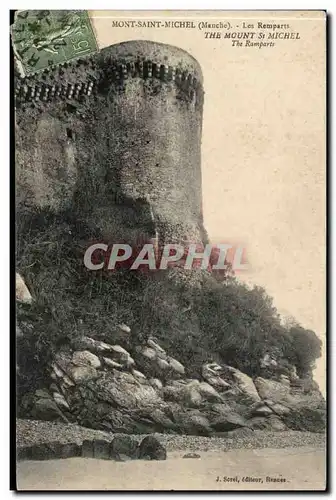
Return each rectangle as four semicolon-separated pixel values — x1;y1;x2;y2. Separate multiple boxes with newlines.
17;218;322;398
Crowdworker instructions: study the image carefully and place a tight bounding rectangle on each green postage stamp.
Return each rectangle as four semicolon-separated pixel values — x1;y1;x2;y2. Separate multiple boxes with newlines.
11;10;98;76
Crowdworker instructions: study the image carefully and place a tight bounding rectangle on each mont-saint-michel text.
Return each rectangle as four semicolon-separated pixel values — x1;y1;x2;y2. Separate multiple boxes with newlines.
110;20;293;31
110;19;300;49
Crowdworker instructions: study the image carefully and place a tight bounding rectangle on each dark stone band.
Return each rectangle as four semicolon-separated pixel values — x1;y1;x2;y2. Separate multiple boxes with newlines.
17;435;167;462
15;40;204;107
15;61;203;105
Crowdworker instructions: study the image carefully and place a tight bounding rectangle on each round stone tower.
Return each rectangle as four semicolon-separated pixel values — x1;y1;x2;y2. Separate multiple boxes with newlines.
16;40;207;250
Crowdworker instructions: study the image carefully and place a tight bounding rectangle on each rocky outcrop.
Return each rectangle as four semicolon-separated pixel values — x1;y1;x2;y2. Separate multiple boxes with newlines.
17;325;326;436
138;435;167;460
221;365;262;402
254;377;326;433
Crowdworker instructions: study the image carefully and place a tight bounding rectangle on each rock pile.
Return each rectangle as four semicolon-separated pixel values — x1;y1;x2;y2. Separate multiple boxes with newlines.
18;320;326;435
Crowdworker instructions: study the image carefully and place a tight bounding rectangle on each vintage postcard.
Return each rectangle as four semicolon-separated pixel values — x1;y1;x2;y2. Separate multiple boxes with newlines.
13;10;326;491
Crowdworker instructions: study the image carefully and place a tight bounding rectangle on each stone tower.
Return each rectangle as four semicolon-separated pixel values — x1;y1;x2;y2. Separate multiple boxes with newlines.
16;40;206;255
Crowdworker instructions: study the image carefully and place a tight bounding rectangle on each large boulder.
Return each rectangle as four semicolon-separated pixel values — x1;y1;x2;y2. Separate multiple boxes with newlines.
110;436;139;460
138;436;167;460
254;377;326;432
140;347;157;361
210;411;247;432
219;365;261;402
70;365;99;383
248;415;287;431
163;379;221;408
19;442;81;461
103;358;124;370
249;401;273;417
73;338;135;369
149;378;163;390
254;377;291;402
53;351;100;384
31;391;69;423
93;439;111;459
163;382;201;407
264;399;291;416
198;382;222;402
268;416;288;431
86;371;162;410
132;369;148;382
177;411;212;436
254;377;325;408
205;376;231;391
116;324;131;334
168;357;185;377
145;408;178;432
72;350;101;369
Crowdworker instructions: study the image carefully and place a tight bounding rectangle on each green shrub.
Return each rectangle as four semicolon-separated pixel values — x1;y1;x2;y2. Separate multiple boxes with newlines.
16;212;322;387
